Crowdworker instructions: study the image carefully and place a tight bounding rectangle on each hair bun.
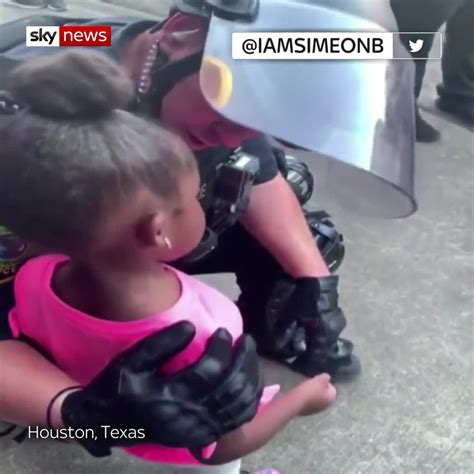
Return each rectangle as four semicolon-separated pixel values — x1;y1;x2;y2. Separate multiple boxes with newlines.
8;50;135;119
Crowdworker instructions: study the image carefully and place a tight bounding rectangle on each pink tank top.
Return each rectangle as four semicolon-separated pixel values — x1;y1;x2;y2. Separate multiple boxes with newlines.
9;255;279;466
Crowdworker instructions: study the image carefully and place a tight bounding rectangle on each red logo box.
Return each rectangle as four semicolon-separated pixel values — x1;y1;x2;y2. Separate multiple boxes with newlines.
59;26;112;47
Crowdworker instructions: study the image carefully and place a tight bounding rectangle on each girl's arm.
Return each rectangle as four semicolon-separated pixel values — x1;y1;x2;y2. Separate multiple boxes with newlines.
205;374;336;465
208;389;304;464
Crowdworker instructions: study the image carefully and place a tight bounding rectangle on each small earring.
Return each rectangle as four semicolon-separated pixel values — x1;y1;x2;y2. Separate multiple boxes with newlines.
164;236;172;249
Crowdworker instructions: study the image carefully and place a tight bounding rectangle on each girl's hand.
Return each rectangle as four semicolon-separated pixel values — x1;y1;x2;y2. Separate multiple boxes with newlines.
295;373;337;416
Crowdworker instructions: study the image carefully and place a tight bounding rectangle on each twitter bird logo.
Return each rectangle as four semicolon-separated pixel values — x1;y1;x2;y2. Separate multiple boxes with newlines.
409;39;424;53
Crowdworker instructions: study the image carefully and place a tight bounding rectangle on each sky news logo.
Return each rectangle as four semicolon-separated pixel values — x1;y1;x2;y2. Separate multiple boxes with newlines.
232;32;442;60
26;26;112;47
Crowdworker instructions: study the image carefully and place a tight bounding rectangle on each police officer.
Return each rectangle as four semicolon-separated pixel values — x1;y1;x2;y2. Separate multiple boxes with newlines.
120;4;359;378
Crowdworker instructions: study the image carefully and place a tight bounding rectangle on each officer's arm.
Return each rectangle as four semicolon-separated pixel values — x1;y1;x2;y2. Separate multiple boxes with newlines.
0;339;77;428
237;138;330;278
240;174;330;278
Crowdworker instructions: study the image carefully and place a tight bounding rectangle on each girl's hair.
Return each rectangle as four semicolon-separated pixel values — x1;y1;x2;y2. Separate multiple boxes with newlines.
0;50;195;252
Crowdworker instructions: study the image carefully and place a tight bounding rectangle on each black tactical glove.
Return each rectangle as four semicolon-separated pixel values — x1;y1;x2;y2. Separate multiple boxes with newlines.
268;276;322;357
266;276;359;378
61;321;263;457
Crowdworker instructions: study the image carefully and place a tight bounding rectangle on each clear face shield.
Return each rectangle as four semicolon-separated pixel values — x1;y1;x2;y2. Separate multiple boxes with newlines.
197;0;417;218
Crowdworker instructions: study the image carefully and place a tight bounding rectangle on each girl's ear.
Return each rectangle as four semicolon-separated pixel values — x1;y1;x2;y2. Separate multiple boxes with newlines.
135;212;167;249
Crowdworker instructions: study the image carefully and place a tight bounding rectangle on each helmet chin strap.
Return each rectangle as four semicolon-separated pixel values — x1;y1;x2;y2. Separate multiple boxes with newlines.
172;0;259;21
175;228;219;264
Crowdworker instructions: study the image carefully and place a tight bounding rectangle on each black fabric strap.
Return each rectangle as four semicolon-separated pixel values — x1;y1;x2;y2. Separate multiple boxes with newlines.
114;19;160;52
137;50;204;117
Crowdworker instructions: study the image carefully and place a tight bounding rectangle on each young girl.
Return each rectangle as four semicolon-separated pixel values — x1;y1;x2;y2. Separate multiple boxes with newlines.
0;50;336;474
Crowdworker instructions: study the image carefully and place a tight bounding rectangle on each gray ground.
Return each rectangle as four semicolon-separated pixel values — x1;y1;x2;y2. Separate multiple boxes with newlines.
0;1;472;473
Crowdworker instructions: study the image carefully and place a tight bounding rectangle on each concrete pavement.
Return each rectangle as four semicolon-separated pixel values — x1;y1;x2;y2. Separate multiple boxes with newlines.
0;0;472;473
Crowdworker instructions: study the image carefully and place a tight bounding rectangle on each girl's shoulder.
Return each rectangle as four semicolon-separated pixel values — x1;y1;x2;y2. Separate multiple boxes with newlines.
170;266;236;306
168;266;243;336
15;254;68;296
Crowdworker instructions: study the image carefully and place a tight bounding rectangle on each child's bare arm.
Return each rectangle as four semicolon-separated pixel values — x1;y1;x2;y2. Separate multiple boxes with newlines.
203;374;336;465
208;388;304;464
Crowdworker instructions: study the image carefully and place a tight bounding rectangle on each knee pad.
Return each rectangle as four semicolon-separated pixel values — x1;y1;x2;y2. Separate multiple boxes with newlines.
275;149;315;206
285;155;315;205
305;210;345;273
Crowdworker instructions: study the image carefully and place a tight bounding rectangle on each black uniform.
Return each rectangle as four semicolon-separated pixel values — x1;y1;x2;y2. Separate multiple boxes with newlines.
392;0;474;123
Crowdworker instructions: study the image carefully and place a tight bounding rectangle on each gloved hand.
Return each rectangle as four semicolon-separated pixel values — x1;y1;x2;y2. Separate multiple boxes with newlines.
268;276;347;357
267;276;358;378
61;321;263;457
270;277;321;357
